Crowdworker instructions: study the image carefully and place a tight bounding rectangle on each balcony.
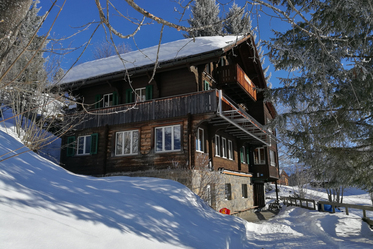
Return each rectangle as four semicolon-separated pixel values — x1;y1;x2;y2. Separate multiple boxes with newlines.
216;64;257;103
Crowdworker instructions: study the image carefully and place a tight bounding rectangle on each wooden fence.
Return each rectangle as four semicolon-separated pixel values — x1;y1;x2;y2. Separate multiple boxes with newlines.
318;201;373;218
281;196;317;210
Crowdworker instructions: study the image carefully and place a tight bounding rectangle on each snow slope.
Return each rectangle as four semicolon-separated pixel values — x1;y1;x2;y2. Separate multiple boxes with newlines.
1;121;373;248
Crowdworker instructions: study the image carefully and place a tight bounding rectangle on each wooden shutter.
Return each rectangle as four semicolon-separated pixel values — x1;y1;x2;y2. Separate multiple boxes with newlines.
146;85;153;100
204;80;210;91
113;91;119;105
125;89;133;103
246;147;250;164
90;133;98;155
66;136;75;157
240;147;244;163
95;94;102;108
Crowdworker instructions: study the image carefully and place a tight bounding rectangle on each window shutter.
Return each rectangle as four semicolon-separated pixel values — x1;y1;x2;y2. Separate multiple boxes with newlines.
95;94;102;108
146;85;153;100
240;147;244;163
66;136;75;157
246;147;250;164
125;89;133;103
90;133;98;155
113;91;119;105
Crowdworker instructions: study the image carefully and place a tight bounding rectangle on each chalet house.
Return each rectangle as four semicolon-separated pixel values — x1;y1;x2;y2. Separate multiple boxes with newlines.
59;35;279;213
278;169;290;186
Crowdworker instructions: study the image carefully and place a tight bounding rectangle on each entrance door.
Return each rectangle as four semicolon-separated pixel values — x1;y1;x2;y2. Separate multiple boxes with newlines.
253;183;265;207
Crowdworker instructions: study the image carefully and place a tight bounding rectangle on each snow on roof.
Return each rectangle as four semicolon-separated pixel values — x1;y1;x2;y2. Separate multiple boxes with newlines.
60;35;244;84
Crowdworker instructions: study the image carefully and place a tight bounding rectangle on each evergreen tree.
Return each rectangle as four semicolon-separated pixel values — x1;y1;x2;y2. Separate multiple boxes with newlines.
224;3;252;35
267;0;373;192
184;0;222;37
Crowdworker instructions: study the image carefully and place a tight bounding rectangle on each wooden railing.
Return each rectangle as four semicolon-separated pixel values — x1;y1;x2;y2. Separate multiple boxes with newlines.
318;201;373;218
216;64;257;101
75;91;217;129
281;196;317;210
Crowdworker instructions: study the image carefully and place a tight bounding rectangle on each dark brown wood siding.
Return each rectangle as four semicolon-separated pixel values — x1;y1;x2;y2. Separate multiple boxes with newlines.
160;68;196;97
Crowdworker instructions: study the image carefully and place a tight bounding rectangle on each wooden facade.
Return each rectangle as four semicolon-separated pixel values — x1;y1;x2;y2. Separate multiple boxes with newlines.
60;35;280;209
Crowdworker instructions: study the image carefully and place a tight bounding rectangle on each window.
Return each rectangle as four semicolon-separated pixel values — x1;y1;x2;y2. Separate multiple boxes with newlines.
242;184;248;198
196;128;205;152
95;92;118;108
115;130;139;156
155;125;181;152
225;183;232;200
240;146;246;164
228;140;233;160
215;135;220;157
103;93;113;107
270;150;276;166
204;80;210;91
135;87;146;102
206;184;212;206
221;137;227;158
253;147;266;164
267;118;272;133
76;133;98;155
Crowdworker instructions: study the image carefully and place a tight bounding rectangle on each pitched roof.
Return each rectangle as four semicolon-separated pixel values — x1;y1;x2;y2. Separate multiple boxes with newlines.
60;35;245;85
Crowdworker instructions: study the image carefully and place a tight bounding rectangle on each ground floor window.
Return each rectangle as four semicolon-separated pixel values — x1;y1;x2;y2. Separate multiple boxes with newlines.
225;183;232;200
242;184;248;198
155;125;181;152
254;147;266;164
196;128;205;152
115;130;139;156
76;134;98;155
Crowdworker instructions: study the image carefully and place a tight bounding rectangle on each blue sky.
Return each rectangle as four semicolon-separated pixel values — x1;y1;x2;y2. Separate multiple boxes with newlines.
39;0;290;88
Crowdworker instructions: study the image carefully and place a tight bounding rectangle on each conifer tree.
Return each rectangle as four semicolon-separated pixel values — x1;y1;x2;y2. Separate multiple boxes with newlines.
224;3;252;35
265;0;373;192
184;0;222;37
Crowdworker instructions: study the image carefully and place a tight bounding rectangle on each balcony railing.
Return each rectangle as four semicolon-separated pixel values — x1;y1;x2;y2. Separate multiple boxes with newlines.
74;90;217;129
216;64;257;101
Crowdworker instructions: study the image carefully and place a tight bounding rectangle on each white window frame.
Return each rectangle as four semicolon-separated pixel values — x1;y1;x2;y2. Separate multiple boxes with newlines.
228;140;233;160
155;125;181;153
196;128;205;152
115;130;139;156
221;137;227;158
270;150;276;166
77;135;91;155
135;87;146;102
215;135;220;157
103;93;113;107
253;147;266;165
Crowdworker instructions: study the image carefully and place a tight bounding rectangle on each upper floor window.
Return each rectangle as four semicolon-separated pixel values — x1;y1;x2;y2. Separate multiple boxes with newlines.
228;140;233;160
115;130;139;156
253;147;266;165
95;92;118;108
135;87;146;102
270;150;276;166
196;128;205;152
155;125;181;152
215;135;220;157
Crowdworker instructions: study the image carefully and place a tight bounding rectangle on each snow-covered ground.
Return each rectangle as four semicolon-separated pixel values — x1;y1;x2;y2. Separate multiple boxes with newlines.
1;117;373;248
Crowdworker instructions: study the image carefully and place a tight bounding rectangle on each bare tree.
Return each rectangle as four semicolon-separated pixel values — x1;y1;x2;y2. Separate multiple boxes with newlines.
92;41;131;59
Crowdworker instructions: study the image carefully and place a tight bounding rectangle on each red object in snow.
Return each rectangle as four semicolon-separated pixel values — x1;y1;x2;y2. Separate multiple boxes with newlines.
219;208;231;215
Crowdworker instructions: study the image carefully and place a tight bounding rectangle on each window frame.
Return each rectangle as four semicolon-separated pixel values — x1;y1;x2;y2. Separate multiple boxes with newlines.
240;146;246;164
103;93;113;107
253;147;266;165
77;135;91;155
115;130;139;156
135;87;146;102
221;137;227;158
196;128;205;153
225;183;232;200
270;150;276;167
242;184;248;198
214;135;220;157
228;140;233;160
155;125;181;153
